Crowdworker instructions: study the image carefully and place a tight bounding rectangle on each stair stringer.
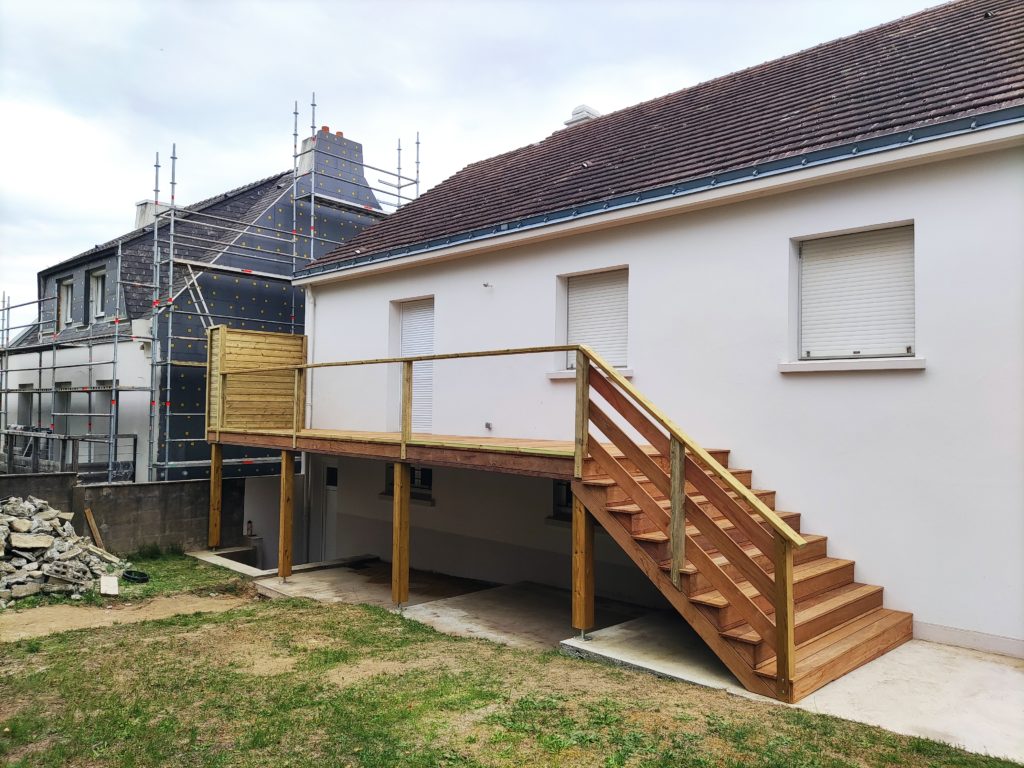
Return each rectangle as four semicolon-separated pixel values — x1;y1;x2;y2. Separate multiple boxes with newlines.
572;480;779;700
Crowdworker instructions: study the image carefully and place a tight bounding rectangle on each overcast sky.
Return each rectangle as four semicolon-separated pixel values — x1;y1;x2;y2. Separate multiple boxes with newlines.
1;0;940;315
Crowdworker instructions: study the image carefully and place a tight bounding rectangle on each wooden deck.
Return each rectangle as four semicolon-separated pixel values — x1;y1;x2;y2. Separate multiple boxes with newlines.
207;427;581;478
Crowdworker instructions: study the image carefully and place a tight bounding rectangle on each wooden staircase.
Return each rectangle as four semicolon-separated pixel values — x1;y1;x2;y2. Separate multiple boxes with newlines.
569;348;912;703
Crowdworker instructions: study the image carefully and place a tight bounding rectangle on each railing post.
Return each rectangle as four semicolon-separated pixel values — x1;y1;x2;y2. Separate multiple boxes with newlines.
291;368;300;448
669;436;686;589
773;533;796;701
400;360;412;460
574;349;589;479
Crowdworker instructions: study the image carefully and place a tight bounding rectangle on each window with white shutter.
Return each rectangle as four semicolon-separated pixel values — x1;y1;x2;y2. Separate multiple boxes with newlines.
400;298;434;432
566;268;628;367
799;226;914;360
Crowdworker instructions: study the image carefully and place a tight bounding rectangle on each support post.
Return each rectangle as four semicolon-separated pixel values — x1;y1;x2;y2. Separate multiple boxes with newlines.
773;533;796;701
400;360;412;460
573;349;589;478
208;442;222;549
278;451;294;580
392;461;411;606
669;436;686;589
571;494;595;633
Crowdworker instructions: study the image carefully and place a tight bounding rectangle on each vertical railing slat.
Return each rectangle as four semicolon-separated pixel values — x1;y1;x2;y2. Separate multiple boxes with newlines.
669;436;686;589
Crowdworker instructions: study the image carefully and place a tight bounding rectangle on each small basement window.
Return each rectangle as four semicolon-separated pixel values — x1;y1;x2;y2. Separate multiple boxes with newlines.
383;463;433;502
799;226;915;359
566;268;628;368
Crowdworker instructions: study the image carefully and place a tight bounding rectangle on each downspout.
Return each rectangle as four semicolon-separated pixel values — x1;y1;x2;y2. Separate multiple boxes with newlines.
302;286;316;562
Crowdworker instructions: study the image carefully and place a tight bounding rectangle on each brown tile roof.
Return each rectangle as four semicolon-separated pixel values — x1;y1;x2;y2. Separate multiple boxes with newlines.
308;0;1024;274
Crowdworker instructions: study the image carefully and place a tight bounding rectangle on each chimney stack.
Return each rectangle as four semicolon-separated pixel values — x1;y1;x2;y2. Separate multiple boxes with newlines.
564;104;601;127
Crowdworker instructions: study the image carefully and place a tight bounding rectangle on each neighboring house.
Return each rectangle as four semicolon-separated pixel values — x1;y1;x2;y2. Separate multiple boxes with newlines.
1;127;385;482
207;0;1023;701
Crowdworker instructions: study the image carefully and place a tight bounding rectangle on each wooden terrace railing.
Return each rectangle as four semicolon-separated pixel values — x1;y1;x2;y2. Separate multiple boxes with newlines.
207;332;807;697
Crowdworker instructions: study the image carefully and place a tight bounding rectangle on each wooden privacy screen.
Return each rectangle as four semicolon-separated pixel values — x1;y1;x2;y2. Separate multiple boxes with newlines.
206;326;307;432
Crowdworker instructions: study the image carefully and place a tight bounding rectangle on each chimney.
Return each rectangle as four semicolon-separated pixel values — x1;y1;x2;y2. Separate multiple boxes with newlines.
564;104;601;127
135;200;171;229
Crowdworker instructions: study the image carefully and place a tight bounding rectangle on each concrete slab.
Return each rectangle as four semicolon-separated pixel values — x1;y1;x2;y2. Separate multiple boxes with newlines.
253;562;491;608
403;582;646;650
560;612;1024;763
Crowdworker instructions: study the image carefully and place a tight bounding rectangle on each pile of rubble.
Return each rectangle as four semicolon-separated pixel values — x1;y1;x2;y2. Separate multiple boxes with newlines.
1;496;126;607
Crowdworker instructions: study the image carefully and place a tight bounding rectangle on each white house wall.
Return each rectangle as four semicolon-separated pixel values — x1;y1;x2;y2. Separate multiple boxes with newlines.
3;339;153;480
307;147;1024;654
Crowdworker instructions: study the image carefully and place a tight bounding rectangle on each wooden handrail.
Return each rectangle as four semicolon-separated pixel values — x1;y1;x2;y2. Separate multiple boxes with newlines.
212;338;803;548
581;347;806;549
222;343;582;375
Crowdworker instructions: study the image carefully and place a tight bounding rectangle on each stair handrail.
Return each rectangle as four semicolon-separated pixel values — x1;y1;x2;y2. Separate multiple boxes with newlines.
578;346;806;548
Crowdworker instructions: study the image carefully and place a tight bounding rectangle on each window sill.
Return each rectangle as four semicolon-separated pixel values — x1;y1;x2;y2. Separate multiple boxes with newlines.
547;368;634;381
778;357;926;373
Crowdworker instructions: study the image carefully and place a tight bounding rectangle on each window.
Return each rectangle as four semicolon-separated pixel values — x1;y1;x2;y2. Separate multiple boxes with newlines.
383;463;433;502
799;226;914;359
17;384;34;426
88;270;106;320
566;268;628;367
58;279;74;330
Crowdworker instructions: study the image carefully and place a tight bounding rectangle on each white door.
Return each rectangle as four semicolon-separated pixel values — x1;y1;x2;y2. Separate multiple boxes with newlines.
400;298;434;433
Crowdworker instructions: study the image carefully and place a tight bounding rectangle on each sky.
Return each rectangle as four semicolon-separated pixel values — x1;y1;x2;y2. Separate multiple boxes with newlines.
0;0;942;320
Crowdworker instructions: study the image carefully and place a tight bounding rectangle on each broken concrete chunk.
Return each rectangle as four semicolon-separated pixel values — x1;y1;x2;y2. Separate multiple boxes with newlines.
56;511;75;521
11;582;41;598
9;518;32;533
35;509;58;522
9;533;55;549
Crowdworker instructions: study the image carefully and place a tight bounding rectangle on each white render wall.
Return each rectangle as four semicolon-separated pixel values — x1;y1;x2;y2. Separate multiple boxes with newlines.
2;338;154;480
307;147;1024;653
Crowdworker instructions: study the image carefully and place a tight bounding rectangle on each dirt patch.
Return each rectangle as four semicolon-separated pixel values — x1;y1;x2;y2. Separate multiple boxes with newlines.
0;594;249;642
214;632;297;676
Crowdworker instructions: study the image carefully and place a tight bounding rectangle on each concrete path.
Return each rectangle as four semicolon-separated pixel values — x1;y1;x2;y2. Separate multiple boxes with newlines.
562;612;1024;763
0;594;248;642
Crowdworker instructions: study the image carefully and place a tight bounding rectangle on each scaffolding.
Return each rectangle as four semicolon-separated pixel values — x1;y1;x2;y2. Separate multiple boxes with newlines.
1;97;419;485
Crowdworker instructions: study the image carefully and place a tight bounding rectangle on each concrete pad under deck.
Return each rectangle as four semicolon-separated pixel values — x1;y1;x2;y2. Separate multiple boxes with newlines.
254;561;492;608
402;582;646;650
561;612;1024;763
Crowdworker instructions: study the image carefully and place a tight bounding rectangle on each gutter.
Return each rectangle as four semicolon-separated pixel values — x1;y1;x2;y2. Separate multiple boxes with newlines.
294;105;1024;284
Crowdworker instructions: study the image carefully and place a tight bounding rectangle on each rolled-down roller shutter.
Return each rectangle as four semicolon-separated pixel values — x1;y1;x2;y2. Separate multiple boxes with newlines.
400;298;434;432
567;269;628;367
800;226;914;359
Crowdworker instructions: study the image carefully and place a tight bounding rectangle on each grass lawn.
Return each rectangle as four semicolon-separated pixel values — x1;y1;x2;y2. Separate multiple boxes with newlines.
1;549;248;612
1;597;1017;768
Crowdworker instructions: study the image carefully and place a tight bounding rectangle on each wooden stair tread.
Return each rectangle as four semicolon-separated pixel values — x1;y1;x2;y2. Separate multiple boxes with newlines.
721;583;882;644
583;467;752;488
688;557;854;607
755;607;913;680
633;509;799;542
606;488;775;514
652;533;826;572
